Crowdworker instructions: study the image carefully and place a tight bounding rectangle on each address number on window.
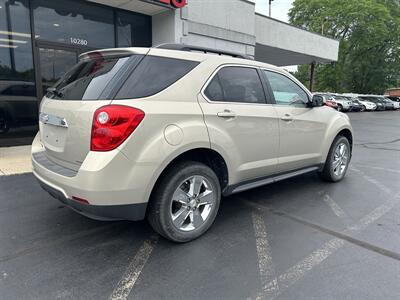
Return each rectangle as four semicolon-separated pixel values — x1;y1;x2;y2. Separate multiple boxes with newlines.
70;38;88;46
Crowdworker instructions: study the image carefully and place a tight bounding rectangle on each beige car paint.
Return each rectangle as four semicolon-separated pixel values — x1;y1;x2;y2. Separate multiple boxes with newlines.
32;47;353;211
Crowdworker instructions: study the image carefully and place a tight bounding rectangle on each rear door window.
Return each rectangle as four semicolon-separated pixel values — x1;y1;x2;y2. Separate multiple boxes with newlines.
115;56;199;99
204;66;266;104
48;53;140;100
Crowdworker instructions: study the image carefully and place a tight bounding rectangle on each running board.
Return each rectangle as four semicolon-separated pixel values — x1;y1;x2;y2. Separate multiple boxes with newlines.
225;166;320;196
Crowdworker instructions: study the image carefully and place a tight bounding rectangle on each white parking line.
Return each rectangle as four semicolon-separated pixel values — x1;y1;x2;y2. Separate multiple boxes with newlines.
277;237;344;292
354;163;400;174
253;191;400;300
321;192;351;222
110;236;158;300
351;167;392;195
252;211;279;299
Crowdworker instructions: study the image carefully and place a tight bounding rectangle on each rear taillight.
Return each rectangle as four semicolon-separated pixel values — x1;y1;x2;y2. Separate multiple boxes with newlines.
91;105;145;151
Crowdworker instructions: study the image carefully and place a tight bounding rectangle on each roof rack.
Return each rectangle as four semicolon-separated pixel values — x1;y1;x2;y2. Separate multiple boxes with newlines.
155;43;252;60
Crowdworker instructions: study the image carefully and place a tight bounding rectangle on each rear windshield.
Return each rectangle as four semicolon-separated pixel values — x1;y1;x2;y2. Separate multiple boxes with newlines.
48;53;141;100
48;54;199;100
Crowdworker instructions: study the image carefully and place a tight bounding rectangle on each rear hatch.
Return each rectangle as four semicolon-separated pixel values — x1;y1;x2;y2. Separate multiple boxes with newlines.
39;48;149;171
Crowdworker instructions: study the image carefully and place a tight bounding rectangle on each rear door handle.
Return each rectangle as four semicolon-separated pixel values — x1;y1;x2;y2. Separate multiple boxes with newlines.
281;114;293;122
217;110;236;118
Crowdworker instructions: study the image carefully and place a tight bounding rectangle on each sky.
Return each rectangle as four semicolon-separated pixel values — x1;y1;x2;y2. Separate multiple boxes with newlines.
252;0;294;23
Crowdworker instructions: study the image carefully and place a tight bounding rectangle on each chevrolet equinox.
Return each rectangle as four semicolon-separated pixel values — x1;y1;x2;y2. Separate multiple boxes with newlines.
32;44;353;242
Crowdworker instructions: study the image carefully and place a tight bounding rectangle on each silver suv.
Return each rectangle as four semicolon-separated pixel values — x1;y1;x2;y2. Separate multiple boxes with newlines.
32;45;353;242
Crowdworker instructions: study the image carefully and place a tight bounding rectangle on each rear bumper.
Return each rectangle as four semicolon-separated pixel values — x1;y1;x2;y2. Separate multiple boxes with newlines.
37;176;146;221
31;133;154;221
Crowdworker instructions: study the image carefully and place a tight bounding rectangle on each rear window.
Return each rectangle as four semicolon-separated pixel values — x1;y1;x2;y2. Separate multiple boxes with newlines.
115;56;199;99
48;53;141;100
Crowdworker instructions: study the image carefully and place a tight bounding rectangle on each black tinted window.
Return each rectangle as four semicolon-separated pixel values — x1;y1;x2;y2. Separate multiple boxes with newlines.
49;53;136;100
205;67;265;104
116;56;199;99
204;74;224;101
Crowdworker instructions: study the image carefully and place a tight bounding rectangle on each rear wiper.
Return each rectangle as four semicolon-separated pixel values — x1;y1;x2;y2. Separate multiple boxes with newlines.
46;87;63;98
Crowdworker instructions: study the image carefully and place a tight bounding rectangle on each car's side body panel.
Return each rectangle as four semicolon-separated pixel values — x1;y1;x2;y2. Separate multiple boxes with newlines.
197;93;279;185
273;105;330;172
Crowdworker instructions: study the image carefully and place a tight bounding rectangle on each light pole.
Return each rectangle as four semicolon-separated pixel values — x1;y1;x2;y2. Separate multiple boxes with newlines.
269;0;274;17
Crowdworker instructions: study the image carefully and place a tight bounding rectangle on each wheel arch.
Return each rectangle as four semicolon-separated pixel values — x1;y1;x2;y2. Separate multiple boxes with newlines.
321;115;353;164
146;147;229;209
337;128;353;151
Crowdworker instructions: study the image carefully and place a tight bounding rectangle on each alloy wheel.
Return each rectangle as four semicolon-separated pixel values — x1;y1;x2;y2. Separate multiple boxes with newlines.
170;175;216;232
332;142;349;177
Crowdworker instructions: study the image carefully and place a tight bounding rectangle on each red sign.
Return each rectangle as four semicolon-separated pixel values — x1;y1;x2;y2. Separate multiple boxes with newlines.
157;0;187;9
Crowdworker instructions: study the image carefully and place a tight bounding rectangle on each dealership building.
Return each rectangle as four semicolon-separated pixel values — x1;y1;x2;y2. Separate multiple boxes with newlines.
0;0;339;146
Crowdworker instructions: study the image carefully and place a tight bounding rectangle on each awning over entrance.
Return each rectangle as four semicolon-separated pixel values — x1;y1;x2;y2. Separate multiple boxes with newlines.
255;14;339;66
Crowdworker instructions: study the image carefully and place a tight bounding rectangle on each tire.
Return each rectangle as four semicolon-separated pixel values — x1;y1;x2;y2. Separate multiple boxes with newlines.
361;105;366;112
337;104;343;112
319;135;351;182
147;161;221;243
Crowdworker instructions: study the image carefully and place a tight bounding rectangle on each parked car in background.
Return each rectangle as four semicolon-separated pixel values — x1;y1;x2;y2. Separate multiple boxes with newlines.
358;96;386;111
384;98;400;110
314;93;338;110
347;98;363;112
385;96;400;103
331;95;352;112
382;98;395;110
355;98;377;111
325;99;338;110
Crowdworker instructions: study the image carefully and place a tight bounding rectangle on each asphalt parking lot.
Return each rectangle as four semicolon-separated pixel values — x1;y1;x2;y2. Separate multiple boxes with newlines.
0;111;399;300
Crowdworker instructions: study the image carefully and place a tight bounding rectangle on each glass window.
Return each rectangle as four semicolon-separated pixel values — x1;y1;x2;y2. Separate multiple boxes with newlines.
205;67;266;104
39;47;78;95
48;53;137;101
204;74;224;102
116;11;151;47
32;0;115;48
0;0;37;143
116;56;199;99
264;70;309;106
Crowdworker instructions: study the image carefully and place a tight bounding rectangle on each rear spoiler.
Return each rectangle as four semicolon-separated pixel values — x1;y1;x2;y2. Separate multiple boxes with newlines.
79;48;150;61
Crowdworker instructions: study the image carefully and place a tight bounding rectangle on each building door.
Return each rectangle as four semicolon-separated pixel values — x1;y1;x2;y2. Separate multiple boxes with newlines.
36;43;82;99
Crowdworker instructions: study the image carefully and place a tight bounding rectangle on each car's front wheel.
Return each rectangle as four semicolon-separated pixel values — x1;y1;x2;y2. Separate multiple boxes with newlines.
337;104;343;112
319;135;351;182
147;161;221;243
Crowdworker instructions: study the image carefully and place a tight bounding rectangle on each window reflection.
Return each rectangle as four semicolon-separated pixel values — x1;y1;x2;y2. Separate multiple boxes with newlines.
0;0;37;145
116;11;152;47
33;0;115;49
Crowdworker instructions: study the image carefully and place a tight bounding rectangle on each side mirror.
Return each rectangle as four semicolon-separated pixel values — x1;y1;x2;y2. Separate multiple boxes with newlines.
310;95;324;107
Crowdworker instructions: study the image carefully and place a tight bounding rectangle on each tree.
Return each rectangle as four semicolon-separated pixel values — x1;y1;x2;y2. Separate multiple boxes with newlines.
289;0;400;94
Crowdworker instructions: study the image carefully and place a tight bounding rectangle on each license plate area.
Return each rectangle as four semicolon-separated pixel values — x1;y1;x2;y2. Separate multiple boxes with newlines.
41;124;68;151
